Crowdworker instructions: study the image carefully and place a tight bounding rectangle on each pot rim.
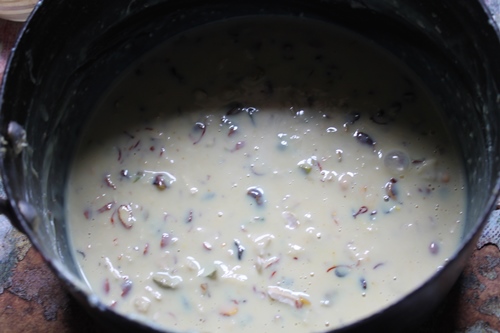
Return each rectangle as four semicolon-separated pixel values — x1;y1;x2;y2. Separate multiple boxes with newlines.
1;0;500;332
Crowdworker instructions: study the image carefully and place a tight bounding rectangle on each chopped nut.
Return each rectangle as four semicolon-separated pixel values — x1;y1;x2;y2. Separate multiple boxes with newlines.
153;175;168;190
247;186;265;205
185;256;201;272
385;178;398;201
220;306;239;317
200;283;210;297
133;296;152;313
117;204;135;229
282;211;300;229
152;272;183;289
267;286;311;309
253;234;275;256
144;285;162;300
297;159;313;173
255;256;280;273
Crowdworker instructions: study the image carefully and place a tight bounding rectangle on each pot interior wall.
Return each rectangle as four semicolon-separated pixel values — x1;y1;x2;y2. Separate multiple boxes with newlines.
1;0;499;331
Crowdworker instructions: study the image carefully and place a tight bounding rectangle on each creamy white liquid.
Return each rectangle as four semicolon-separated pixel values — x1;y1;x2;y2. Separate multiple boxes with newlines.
66;17;465;332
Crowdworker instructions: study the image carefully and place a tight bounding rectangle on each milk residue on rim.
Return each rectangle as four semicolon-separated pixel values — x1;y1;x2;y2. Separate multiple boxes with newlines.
66;16;465;332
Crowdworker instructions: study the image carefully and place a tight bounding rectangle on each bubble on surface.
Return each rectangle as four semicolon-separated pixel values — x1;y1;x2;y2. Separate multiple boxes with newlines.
384;150;410;174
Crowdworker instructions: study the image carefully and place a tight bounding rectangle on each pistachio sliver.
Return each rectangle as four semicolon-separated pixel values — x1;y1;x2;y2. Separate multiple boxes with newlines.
203;266;218;280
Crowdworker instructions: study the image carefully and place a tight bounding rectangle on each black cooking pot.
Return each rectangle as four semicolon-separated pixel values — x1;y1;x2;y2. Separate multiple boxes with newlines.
1;0;500;332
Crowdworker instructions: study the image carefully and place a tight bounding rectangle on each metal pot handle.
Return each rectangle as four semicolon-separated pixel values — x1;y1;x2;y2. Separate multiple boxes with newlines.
0;121;32;234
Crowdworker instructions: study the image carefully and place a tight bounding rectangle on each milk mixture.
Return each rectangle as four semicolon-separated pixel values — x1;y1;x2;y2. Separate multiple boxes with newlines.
67;17;465;332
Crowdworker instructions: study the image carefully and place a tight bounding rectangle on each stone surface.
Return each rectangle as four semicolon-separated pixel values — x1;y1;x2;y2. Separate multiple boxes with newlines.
0;215;30;293
478;211;500;249
0;247;98;333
